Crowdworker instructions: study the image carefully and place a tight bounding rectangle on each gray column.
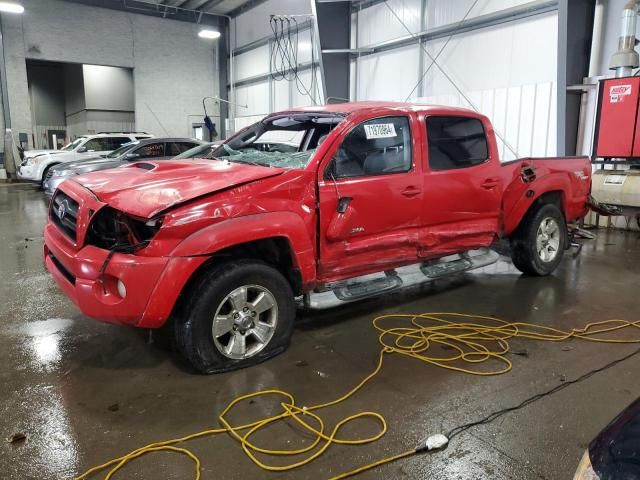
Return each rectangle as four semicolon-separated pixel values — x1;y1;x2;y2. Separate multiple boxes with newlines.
312;0;351;102
558;0;596;155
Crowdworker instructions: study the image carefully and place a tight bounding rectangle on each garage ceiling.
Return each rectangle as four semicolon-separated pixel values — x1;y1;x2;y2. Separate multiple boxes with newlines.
62;0;262;18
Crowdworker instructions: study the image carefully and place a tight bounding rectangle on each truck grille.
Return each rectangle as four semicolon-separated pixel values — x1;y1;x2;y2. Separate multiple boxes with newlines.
50;191;79;241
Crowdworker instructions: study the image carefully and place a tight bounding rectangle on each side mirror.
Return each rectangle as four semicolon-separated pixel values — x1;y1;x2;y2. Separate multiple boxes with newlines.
125;153;140;161
77;146;87;153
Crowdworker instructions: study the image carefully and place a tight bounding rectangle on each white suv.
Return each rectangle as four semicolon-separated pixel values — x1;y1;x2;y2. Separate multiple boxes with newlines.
18;132;153;184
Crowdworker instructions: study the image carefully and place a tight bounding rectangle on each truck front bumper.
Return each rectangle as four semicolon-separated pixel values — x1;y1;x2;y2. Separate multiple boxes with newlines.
43;223;207;328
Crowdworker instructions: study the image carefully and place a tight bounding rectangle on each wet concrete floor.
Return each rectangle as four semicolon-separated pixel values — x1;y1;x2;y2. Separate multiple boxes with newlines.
1;182;640;480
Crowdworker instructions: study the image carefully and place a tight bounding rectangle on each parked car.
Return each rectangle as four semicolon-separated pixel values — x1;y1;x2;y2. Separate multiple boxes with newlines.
18;132;153;185
43;102;592;373
171;141;222;160
573;397;640;479
43;138;205;196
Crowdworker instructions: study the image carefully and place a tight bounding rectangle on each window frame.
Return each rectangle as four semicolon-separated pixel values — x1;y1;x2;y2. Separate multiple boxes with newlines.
324;114;414;181
425;114;490;172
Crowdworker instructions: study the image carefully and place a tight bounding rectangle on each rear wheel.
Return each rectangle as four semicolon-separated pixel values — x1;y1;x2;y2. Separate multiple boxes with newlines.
511;203;567;276
174;260;295;374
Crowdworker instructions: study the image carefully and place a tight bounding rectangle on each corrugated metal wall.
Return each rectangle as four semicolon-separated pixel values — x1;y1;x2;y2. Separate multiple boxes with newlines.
351;0;558;160
230;0;558;159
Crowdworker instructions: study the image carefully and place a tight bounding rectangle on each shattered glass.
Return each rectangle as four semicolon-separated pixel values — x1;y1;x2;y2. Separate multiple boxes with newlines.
221;145;316;169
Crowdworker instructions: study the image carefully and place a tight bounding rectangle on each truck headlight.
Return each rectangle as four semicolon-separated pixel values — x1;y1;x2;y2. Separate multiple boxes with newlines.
573;450;599;480
86;206;163;250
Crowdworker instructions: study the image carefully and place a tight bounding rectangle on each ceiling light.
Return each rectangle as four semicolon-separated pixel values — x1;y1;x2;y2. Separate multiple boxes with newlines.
0;2;24;13
198;29;221;40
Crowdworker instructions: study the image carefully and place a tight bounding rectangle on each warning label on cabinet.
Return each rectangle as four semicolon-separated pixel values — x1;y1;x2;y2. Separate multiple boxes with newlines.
610;84;632;103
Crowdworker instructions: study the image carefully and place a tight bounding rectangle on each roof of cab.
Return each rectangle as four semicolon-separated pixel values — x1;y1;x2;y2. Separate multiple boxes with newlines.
283;101;479;115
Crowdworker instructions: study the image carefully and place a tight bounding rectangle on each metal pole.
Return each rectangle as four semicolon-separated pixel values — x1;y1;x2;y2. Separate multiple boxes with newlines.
610;0;640;77
0;13;15;178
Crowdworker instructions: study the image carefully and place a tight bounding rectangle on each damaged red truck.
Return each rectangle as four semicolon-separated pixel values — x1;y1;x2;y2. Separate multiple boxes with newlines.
43;102;592;373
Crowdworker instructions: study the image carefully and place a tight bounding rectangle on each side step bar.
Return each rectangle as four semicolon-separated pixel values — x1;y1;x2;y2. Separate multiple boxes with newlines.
304;249;500;310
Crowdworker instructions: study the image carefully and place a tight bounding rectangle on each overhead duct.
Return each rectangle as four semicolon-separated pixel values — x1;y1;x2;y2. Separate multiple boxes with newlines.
610;0;640;77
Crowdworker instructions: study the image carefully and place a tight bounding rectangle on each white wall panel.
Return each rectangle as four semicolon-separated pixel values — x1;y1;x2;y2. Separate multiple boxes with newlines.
415;13;557;158
424;0;533;29
356;45;420;101
357;0;421;46
235;45;270;80
419;13;557;96
234;115;266;132
296;29;315;65
235;82;270;117
352;1;558;158
273;78;291;112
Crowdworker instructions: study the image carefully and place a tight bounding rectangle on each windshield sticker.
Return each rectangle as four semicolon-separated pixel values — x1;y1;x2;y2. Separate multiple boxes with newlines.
610;84;632;103
364;123;397;139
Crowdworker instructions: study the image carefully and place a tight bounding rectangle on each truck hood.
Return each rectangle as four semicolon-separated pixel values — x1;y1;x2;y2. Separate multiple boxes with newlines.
73;159;285;218
24;149;57;158
55;155;119;174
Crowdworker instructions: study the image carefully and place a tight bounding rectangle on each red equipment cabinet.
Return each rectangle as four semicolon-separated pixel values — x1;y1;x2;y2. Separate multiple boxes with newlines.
595;77;640;158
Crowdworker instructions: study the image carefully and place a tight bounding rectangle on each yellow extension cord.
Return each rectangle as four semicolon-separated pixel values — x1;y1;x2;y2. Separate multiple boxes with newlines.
74;313;640;480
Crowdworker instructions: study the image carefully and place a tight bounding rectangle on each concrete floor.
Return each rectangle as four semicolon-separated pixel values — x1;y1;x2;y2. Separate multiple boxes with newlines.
2;183;640;480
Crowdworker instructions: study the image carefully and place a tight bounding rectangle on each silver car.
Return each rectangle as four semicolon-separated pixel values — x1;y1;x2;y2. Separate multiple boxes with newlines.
43;137;204;196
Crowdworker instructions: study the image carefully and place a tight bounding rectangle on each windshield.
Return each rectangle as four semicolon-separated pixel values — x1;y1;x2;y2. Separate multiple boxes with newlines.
196;113;344;169
61;137;86;151
105;141;138;158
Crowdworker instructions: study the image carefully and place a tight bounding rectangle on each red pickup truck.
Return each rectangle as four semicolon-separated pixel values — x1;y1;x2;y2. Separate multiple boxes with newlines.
43;102;591;373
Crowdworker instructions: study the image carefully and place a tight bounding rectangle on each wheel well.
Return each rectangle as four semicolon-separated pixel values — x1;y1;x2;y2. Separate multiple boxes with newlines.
42;163;60;180
173;237;303;318
512;190;565;237
532;190;564;213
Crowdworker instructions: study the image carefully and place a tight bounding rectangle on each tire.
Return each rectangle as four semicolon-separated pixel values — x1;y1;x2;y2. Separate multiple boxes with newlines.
174;260;295;374
40;164;57;189
510;203;567;276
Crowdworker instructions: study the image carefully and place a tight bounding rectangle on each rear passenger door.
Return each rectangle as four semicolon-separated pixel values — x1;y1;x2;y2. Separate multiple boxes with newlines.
421;115;502;254
317;114;424;280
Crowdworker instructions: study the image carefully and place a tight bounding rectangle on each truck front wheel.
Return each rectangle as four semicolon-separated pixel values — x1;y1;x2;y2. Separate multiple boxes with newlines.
510;203;567;276
174;260;295;374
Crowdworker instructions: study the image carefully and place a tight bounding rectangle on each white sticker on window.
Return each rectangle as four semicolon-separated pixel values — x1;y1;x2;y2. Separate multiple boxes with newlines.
364;123;397;139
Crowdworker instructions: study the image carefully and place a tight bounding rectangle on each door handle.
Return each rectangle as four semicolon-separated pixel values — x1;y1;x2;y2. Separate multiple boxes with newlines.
401;186;421;197
481;177;500;189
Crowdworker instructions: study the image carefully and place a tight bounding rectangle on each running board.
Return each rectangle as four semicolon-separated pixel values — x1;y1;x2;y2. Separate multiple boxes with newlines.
304;249;500;310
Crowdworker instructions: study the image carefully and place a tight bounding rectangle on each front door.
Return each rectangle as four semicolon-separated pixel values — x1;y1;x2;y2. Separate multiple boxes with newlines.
317;114;423;281
420;114;502;256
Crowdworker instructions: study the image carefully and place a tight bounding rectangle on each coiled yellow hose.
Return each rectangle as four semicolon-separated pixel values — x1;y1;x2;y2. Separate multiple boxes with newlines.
75;313;640;480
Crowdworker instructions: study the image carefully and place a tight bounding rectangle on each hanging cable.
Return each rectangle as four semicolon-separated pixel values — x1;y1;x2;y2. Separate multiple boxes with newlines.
270;14;319;104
